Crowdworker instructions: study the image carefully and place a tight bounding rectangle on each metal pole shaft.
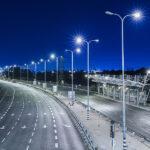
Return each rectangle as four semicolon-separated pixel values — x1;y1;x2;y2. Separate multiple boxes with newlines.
13;67;14;79
8;67;9;79
56;57;58;85
20;67;21;80
27;65;29;82
87;42;90;120
122;19;127;150
72;52;74;101
44;61;47;83
35;63;37;81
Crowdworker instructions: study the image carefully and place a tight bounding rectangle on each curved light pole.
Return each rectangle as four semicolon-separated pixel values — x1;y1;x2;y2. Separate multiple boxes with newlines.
65;48;81;102
75;36;99;120
105;10;142;150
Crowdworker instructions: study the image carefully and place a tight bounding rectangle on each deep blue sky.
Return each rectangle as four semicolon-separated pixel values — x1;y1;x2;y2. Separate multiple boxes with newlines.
0;0;150;71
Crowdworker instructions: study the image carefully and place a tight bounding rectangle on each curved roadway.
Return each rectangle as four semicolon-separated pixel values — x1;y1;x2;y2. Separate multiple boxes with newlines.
0;80;85;150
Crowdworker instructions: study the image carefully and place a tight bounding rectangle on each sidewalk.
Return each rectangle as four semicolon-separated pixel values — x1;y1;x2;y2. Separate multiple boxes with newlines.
56;93;150;150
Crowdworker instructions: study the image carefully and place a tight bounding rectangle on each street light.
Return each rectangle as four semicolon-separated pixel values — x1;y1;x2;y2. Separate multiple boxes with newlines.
24;64;29;82
5;66;9;79
31;61;37;81
50;54;59;86
13;65;16;80
105;10;142;150
40;58;50;85
65;48;81;103
75;36;99;120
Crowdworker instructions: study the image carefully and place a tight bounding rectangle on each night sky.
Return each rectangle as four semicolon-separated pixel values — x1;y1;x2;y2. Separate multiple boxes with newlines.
0;0;150;71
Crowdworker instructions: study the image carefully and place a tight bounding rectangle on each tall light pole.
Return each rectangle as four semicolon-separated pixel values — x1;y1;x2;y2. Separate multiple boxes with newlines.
24;64;29;82
5;66;9;79
31;61;37;81
40;58;50;84
105;10;142;150
13;65;16;80
20;66;22;80
50;54;59;86
65;48;81;102
75;36;99;120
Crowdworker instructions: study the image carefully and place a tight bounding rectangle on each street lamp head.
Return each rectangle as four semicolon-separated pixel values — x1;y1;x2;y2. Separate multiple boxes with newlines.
50;54;56;60
14;65;16;67
132;10;142;20
93;39;99;43
31;61;35;65
147;70;150;74
76;48;81;53
75;36;84;45
40;58;44;62
105;11;114;16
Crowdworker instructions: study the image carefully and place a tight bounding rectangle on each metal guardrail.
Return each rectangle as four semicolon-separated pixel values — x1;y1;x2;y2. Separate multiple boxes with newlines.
18;81;98;150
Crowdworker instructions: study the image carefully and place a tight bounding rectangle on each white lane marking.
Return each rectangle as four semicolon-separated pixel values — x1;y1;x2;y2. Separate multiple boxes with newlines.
7;131;10;136
64;124;71;128
55;143;59;148
31;132;34;137
53;124;56;128
11;113;15;117
11;126;14;130
26;145;30;150
1;138;5;143
0;126;5;129
43;125;47;128
54;129;57;134
34;123;37;127
52;116;55;119
21;125;27;129
29;138;32;144
53;120;55;123
27;113;32;116
55;136;58;140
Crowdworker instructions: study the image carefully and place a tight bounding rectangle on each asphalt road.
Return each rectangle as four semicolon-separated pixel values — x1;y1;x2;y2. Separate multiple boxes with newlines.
55;85;150;141
0;80;85;150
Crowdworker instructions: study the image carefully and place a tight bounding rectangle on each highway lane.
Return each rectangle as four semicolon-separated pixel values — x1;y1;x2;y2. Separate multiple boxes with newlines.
0;80;85;150
55;85;150;141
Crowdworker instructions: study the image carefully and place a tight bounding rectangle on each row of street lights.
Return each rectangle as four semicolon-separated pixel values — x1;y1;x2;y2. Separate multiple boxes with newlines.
3;10;143;150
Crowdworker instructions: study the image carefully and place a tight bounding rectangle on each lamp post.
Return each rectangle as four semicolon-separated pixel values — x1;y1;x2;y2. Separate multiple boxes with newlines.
50;54;59;86
5;66;9;79
105;10;142;150
65;48;81;102
13;65;16;80
40;58;50;84
24;64;29;83
20;66;22;80
31;61;37;81
75;36;99;120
